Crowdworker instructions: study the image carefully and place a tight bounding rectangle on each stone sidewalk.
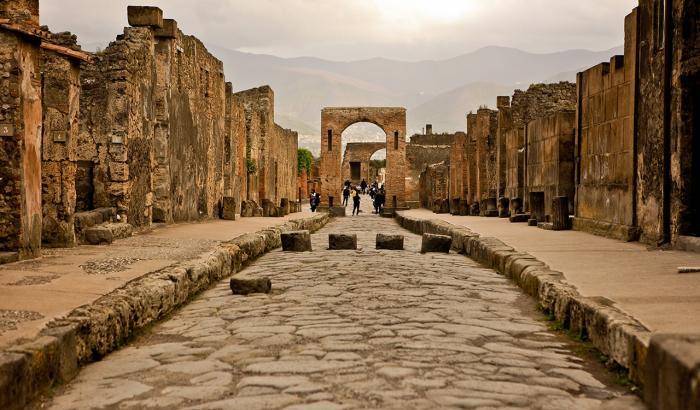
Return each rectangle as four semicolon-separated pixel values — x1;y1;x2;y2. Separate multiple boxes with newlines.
0;211;314;349
402;209;700;335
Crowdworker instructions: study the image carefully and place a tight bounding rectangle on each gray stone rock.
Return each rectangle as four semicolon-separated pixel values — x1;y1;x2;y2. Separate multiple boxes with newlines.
222;197;237;220
328;206;346;217
230;277;272;295
420;233;451;253
281;230;312;252
376;234;404;250
328;234;357;250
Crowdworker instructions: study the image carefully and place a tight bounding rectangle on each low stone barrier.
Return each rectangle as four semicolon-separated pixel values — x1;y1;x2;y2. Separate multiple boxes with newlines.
0;213;329;410
394;211;651;388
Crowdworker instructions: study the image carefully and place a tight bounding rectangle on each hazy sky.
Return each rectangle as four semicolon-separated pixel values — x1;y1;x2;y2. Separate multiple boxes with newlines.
42;0;638;61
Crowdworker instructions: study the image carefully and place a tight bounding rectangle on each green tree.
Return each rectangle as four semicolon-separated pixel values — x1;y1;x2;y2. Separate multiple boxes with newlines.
297;148;314;176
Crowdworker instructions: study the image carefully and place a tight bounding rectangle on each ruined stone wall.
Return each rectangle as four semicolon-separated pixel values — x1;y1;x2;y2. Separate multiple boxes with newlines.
224;83;246;210
465;113;478;205
526;111;576;216
154;23;227;223
233;86;297;207
636;0;699;244
41;33;82;247
511;82;577;129
495;96;511;198
419;162;449;209
574;12;637;239
504;127;525;202
475;108;498;203
405;134;452;204
0;14;43;258
449;132;467;202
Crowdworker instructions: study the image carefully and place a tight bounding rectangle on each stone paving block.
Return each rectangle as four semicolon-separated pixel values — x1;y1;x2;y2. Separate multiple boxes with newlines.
281;231;312;252
230;276;272;295
376;234;404;250
328;234;357;250
420;233;452;253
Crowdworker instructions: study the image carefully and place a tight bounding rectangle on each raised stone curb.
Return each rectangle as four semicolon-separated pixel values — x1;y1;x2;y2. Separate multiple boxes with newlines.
395;211;651;388
0;213;329;410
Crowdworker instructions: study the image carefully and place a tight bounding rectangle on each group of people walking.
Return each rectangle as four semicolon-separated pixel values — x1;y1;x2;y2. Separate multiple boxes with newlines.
308;178;386;215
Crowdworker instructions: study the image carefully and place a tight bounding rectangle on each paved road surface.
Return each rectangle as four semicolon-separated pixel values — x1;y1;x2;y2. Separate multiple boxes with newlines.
45;197;643;409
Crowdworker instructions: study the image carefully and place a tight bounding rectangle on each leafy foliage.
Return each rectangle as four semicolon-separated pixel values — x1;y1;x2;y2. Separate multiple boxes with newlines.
297;148;314;176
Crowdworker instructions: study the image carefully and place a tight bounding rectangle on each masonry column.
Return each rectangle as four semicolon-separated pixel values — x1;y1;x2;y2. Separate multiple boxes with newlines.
384;109;407;211
0;0;43;259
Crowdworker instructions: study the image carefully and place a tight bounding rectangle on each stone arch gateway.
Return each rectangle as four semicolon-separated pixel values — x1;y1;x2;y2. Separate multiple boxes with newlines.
320;107;407;211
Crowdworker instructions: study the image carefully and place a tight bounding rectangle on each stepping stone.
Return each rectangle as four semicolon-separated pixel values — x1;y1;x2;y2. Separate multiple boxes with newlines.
376;234;404;250
420;233;452;254
328;234;357;250
230;276;272;295
281;231;312;252
509;213;530;223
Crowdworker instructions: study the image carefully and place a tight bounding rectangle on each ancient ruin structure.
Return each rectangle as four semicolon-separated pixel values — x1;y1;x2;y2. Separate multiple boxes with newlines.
320;107;406;211
0;3;299;260
422;0;697;249
407;130;454;208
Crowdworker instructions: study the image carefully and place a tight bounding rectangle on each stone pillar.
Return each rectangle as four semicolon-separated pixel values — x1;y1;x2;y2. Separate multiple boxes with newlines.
551;196;570;230
498;197;510;218
529;192;546;225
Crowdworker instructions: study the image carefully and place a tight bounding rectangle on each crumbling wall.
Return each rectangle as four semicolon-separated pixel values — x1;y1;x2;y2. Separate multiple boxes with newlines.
475;108;498;203
574;11;637;240
41;33;82;247
465;113;478;205
526;111;576;217
419;162;449;210
0;8;43;258
224;82;246;211
449;132;467;202
405;133;452;204
234;86;297;207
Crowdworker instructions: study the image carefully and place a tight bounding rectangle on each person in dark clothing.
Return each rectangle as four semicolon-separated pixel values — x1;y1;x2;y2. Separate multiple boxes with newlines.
360;179;368;194
342;185;350;206
375;189;385;214
352;188;361;215
309;191;319;212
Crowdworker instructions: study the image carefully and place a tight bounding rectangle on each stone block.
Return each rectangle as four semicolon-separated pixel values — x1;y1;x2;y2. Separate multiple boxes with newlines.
529;191;546;222
222;197;237;220
230;276;271;295
420;233;452;253
469;202;480;216
127;6;163;28
328;234;357;250
83;226;113;245
644;334;700;410
328;206;346;217
155;18;177;38
509;213;531;223
376;234;404;250
527;219;538;227
510;197;523;214
281;230;312;252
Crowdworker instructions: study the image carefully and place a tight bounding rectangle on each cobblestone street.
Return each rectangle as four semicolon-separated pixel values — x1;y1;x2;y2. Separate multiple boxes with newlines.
45;199;643;409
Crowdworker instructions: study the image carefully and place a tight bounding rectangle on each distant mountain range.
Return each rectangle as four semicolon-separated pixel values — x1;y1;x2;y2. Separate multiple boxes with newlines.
206;45;622;154
81;40;622;155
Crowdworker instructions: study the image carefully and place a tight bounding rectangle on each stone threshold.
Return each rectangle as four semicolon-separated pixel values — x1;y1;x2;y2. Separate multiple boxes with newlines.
0;213;330;410
396;211;700;409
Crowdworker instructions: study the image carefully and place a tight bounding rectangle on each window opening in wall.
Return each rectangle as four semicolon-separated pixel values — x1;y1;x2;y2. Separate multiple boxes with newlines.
394;131;399;149
327;129;333;152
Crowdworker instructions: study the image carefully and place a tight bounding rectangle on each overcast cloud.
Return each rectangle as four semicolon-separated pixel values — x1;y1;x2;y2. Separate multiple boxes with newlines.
41;0;637;61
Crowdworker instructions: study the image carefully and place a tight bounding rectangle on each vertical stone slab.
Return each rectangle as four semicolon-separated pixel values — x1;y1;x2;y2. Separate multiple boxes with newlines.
529;192;546;224
551;196;571;230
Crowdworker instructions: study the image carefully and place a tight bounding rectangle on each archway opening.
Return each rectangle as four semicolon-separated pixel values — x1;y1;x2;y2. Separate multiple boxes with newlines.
340;122;386;186
369;148;386;186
